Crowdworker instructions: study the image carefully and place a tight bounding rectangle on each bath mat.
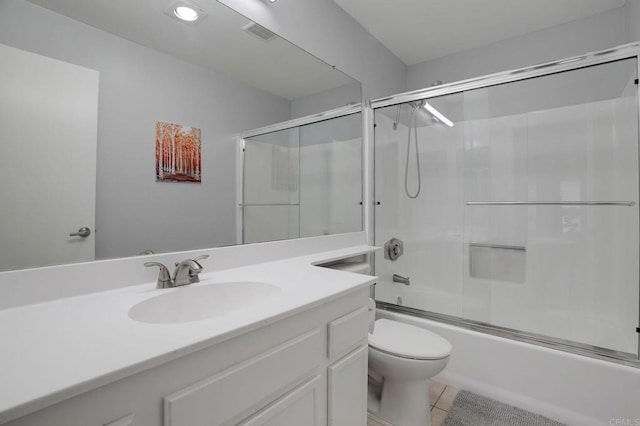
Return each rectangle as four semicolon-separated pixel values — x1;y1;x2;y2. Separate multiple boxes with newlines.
443;390;565;426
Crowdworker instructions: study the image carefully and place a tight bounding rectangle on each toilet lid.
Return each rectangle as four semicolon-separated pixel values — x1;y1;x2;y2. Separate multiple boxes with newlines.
368;319;452;360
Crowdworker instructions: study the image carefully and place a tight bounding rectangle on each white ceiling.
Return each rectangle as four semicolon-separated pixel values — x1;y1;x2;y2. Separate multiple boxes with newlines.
334;0;626;65
25;0;354;100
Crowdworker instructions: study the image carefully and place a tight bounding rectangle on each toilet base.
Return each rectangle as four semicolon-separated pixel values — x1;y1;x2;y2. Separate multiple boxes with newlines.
379;377;430;426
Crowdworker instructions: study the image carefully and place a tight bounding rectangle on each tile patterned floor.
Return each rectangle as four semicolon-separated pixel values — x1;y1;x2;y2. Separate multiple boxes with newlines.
367;380;460;426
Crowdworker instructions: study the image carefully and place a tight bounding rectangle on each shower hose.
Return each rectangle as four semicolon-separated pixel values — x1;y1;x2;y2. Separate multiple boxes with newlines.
404;103;421;199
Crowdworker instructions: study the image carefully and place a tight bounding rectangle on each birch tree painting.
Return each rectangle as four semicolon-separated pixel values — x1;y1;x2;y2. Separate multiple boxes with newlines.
155;121;201;183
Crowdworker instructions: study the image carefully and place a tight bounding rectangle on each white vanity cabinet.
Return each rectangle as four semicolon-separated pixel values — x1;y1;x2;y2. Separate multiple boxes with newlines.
326;305;371;426
4;288;369;426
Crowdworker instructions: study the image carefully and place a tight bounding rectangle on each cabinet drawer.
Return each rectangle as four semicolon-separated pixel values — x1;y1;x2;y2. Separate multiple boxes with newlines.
164;329;322;426
327;306;369;361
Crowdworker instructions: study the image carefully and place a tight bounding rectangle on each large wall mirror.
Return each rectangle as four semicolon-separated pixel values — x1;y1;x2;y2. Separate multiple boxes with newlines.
0;0;362;272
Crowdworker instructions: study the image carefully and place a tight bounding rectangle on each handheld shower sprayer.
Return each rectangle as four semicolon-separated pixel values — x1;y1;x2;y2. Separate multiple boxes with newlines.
404;102;422;199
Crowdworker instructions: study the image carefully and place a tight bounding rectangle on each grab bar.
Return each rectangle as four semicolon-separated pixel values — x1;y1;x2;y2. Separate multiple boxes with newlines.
239;203;300;206
465;201;635;206
469;243;525;251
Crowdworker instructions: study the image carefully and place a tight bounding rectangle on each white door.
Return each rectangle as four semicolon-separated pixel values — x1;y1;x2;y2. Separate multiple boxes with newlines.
0;43;98;271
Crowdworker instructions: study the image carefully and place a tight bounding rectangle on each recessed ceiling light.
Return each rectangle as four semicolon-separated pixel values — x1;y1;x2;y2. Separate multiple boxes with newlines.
174;6;199;21
264;0;277;3
165;2;207;24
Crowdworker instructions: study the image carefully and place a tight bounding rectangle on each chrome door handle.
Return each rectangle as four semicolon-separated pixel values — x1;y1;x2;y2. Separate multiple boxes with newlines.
69;227;91;237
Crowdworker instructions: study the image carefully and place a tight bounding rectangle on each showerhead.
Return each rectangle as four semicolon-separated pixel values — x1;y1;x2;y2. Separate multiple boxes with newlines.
412;100;454;127
391;99;453;130
393;105;401;130
423;101;454;127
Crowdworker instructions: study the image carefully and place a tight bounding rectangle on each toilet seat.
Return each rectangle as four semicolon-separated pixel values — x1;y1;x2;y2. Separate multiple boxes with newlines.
369;319;452;360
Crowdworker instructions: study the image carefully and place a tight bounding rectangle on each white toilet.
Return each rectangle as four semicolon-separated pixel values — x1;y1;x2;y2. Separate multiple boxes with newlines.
368;318;452;426
323;261;452;425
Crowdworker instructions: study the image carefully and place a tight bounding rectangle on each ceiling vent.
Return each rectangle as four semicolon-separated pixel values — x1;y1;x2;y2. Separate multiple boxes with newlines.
242;22;277;42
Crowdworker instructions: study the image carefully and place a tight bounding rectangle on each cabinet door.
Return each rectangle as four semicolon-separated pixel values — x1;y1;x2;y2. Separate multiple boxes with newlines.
327;345;368;426
239;375;323;426
103;414;134;426
164;329;322;426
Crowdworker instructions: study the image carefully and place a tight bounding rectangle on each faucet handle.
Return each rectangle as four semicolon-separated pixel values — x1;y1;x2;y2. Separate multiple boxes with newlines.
174;255;209;268
193;254;209;263
144;262;172;289
183;255;209;284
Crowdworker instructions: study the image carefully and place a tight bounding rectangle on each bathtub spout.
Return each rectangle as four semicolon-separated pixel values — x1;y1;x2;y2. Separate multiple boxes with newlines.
393;274;410;286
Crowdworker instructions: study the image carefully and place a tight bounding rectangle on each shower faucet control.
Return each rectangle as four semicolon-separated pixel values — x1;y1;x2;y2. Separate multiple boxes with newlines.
384;238;404;261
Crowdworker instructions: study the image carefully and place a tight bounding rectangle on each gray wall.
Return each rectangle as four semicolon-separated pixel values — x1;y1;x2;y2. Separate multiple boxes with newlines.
626;0;640;43
224;0;639;103
0;0;292;259
218;0;407;100
291;81;362;119
407;7;627;91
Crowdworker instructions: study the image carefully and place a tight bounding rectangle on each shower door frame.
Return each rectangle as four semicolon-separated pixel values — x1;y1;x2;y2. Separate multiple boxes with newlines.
368;41;640;367
236;103;363;245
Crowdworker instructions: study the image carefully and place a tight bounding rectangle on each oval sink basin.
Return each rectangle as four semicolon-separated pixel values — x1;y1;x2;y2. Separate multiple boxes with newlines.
129;281;281;324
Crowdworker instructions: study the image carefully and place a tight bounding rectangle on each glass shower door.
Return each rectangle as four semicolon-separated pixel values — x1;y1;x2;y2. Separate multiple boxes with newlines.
374;93;466;318
242;127;300;244
299;112;363;237
462;58;640;355
241;111;363;244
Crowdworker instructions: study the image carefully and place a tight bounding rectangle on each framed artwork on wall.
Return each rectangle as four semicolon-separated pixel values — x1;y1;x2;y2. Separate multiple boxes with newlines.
155;121;201;183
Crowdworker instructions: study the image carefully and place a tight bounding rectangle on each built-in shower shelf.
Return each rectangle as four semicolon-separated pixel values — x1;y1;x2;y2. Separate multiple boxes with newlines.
469;242;526;283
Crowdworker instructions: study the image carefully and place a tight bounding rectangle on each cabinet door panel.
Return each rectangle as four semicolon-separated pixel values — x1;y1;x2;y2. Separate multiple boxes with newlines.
103;414;134;426
164;329;322;426
327;306;369;361
239;375;322;426
328;345;368;426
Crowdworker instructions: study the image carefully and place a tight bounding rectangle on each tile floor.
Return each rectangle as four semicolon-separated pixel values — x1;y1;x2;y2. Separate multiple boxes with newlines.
367;380;460;426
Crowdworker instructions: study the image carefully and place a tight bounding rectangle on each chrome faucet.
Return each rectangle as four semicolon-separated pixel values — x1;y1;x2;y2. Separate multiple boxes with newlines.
145;255;210;289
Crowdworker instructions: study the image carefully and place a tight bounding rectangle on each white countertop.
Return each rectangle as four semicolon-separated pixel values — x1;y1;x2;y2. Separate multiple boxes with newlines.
0;245;378;423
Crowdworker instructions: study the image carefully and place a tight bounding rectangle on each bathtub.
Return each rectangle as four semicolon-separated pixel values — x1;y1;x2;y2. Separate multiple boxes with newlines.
377;309;640;426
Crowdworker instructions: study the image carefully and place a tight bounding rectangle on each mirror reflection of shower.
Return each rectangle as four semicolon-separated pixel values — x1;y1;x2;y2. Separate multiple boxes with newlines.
394;98;454;199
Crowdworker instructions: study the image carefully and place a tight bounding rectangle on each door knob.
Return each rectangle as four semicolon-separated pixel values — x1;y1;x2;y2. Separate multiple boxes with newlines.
69;227;91;237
